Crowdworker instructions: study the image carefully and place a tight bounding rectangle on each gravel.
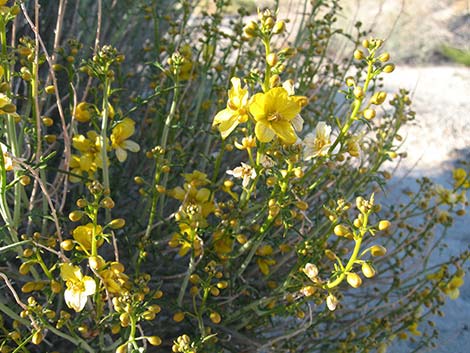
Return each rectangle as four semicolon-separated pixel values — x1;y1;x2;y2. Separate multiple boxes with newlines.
383;65;470;353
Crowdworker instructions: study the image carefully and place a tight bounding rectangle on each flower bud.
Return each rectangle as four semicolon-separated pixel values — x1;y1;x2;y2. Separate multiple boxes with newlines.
60;239;74;251
363;108;376;120
345;76;355;86
347;272;362;288
378;52;390;62
109;218;126;229
50;279;62;293
272;20;286;34
45;85;55;94
147;336;162;346
44;134;57;144
31;330;44;345
370;91;387;105
68;211;83;222
89;255;105;270
370;245;387;257
19;175;31;186
334;224;350;237
378;220;391;231
383;63;395;73
266;53;278;67
210;311;221;324
362;262;376;278
243;21;258;38
353;86;364;99
42;116;54;126
173;312;185;322
326;294;339;311
353;49;364;60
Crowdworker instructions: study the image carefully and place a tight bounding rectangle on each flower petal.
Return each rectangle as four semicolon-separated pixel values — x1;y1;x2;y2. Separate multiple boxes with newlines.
82;276;97;296
213;108;233;125
115;147;128;162
255;122;275;143
249;93;267;121
218;115;239;139
271;120;297;144
292;115;304;132
60;262;80;281
122;140;140;152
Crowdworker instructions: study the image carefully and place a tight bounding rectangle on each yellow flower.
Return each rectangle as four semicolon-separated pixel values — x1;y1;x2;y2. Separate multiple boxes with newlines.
70;131;105;182
249;87;305;144
110;118;140;162
99;262;130;294
444;273;465;300
72;223;104;251
60;263;96;312
212;77;249;139
170;183;215;227
168;223;203;257
74;102;93;123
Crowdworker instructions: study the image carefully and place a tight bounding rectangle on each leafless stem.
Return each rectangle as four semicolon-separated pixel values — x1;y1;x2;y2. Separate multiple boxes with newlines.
20;2;72;212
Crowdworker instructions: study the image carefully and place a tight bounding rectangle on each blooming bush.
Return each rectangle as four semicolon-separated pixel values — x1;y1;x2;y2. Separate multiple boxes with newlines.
0;1;468;352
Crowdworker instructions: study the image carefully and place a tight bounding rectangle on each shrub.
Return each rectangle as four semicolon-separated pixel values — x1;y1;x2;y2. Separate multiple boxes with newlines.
0;1;468;352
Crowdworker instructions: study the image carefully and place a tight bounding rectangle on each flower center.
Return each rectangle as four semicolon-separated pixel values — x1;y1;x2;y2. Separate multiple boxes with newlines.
267;112;281;122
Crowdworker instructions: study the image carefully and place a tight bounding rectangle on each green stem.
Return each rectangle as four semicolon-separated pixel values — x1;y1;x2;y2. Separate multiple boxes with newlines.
177;253;196;307
101;77;111;221
326;213;369;289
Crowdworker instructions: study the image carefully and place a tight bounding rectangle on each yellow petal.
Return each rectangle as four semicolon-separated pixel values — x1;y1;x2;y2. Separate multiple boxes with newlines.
60;263;79;282
255;122;275;142
271;120;297;144
213;108;233;125
249;93;267;121
218;115;239;139
275;98;301;121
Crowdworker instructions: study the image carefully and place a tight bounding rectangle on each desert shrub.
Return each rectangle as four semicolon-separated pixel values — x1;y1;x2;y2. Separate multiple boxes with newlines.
0;1;468;352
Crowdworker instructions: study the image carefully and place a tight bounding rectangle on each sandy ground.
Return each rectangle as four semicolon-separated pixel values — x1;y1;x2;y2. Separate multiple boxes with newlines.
383;65;470;352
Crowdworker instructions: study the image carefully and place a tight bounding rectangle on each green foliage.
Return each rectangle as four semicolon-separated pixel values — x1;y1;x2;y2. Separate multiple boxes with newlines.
0;1;468;353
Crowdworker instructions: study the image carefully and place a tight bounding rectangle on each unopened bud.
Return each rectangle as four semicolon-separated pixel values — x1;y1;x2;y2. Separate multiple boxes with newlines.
266;53;278;67
353;49;364;60
45;85;55;94
378;52;390;62
147;336;162;346
378;220;391;231
363;108;376;120
353;86;364;99
272;21;286;34
347;272;362;288
109;218;126;229
383;63;395;73
68;211;83;222
362;262;376;278
370;245;387;257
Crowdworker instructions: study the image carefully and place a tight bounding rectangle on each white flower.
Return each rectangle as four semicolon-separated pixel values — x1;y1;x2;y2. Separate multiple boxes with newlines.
283;79;304;133
303;122;332;160
226;162;257;188
259;154;275;168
